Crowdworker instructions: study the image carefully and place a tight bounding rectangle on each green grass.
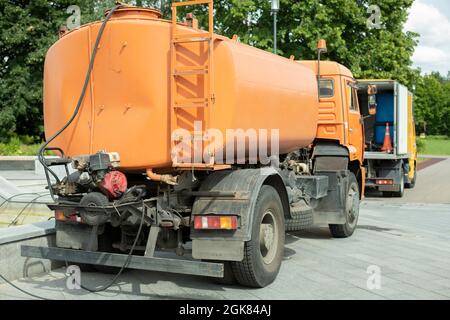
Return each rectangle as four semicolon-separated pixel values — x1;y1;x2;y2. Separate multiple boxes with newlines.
418;136;450;156
0;136;43;156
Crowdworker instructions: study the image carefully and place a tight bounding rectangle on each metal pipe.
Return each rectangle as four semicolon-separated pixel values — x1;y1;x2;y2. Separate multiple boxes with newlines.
317;50;321;92
146;169;178;185
273;11;277;54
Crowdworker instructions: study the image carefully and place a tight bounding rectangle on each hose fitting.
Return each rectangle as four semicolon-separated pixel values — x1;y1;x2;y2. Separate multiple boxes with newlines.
146;169;178;186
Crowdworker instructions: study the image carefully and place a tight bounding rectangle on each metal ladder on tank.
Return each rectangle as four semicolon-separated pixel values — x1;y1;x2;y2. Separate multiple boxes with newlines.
171;0;226;170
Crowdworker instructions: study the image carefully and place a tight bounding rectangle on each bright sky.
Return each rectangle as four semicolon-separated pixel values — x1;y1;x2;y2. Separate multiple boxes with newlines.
405;0;450;76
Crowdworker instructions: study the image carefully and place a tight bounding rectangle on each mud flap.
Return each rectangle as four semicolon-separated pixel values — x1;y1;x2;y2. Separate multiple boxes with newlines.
192;239;244;261
190;168;285;261
312;170;349;225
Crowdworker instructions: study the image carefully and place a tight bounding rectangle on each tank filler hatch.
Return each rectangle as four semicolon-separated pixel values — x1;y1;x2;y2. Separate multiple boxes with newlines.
106;6;162;20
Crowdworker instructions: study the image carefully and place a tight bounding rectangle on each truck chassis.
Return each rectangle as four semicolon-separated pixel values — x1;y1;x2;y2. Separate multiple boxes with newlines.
21;143;360;287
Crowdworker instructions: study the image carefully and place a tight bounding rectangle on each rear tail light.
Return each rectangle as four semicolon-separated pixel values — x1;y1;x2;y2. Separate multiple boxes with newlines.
55;210;84;223
376;179;394;185
194;216;238;230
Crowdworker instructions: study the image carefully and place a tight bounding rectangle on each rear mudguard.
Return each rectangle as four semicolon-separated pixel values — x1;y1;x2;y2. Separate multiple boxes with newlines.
191;167;289;242
190;168;288;261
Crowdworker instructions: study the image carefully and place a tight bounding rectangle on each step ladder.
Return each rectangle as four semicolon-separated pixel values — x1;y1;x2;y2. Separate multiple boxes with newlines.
171;0;225;170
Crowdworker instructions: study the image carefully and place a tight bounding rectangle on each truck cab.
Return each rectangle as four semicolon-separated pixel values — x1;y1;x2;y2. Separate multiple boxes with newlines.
299;60;365;195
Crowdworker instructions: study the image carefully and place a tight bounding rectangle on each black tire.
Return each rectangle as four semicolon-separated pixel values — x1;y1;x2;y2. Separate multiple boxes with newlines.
405;164;417;189
329;172;360;238
80;192;110;226
231;185;285;288
285;208;313;232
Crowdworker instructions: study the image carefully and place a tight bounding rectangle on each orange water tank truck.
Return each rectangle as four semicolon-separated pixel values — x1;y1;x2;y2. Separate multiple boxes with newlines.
25;1;368;288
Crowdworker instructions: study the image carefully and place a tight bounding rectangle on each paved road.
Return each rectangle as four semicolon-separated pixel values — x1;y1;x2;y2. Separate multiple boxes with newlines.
0;170;52;227
403;158;450;204
366;158;450;204
1;159;450;300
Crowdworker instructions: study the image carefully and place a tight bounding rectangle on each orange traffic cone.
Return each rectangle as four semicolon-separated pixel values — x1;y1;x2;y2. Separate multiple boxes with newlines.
381;123;393;153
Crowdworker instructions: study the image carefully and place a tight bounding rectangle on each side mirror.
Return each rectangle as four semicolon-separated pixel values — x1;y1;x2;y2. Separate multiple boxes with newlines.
368;95;377;115
367;85;377;116
316;39;327;97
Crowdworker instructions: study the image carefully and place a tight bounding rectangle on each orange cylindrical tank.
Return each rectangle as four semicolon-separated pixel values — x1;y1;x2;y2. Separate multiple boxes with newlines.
43;7;319;171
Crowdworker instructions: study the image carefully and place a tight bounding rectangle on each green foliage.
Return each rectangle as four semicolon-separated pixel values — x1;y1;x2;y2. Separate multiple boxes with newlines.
0;135;43;155
0;0;117;142
415;138;425;154
414;73;450;137
0;0;446;147
417;136;450;156
169;0;418;88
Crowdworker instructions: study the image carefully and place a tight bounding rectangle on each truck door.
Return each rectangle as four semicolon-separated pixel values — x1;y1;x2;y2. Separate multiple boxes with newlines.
345;80;364;162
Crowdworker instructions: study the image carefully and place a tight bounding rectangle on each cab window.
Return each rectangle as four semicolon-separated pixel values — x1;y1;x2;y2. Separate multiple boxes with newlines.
347;83;359;112
319;79;334;98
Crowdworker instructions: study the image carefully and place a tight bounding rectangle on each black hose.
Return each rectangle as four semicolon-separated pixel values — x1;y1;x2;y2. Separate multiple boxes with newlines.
8;194;52;227
43;2;143;294
0;192;48;209
0;193;53;300
37;4;123;194
0;4;125;300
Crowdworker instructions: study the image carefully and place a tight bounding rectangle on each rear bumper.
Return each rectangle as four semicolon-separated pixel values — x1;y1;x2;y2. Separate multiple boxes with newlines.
21;245;224;278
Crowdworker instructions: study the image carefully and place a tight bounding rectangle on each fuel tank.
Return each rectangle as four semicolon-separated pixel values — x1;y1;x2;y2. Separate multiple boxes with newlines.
44;7;319;170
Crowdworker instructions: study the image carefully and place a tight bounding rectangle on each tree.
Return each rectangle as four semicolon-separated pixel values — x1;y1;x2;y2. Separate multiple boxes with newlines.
443;78;450;136
0;0;422;141
0;0;118;142
414;72;450;136
168;0;418;88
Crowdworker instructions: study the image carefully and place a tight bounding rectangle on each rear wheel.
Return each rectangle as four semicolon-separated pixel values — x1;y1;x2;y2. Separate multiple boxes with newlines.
232;185;285;288
285;208;313;232
329;172;360;238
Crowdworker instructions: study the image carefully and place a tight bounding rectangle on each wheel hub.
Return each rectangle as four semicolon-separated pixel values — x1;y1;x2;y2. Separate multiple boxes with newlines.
346;185;359;225
259;210;278;265
261;224;274;251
